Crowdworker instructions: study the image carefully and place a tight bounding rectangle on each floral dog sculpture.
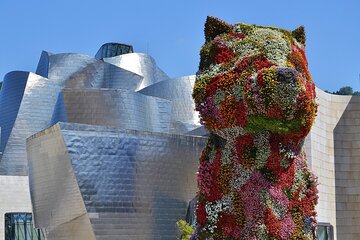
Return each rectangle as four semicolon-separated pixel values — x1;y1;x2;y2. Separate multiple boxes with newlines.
192;17;318;239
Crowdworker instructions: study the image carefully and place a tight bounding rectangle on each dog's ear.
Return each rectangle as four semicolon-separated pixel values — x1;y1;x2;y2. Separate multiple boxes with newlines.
204;16;232;42
292;26;306;46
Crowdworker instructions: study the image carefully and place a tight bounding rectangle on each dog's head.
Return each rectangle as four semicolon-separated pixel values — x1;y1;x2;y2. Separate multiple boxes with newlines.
194;17;317;139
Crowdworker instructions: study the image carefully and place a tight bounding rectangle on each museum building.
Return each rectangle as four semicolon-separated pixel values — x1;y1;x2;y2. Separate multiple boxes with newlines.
0;43;358;239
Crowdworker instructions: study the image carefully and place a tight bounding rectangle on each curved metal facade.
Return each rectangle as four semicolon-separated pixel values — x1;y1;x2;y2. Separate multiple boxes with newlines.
28;123;206;240
51;89;172;133
0;42;208;239
0;71;29;152
35;51;49;78
0;72;62;175
138;75;201;133
64;61;143;90
104;53;170;90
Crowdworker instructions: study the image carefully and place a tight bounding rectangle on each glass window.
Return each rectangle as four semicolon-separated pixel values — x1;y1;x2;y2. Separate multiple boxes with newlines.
5;213;44;240
317;222;334;240
95;43;134;60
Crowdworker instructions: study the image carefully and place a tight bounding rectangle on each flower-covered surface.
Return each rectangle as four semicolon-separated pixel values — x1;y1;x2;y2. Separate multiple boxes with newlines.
192;16;318;240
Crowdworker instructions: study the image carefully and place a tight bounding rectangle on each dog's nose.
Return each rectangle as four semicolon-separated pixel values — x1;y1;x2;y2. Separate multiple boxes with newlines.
275;68;299;84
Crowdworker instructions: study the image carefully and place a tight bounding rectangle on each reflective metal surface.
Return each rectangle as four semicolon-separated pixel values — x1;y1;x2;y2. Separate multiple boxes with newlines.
0;71;29;152
0;50;176;175
51;89;172;133
0;42;209;239
0;72;64;175
0;52;115;174
138;75;201;134
27;122;206;239
103;53;170;90
64;61;143;90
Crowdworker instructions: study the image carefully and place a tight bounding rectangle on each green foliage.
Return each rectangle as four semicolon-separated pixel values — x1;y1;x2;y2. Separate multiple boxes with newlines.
335;86;353;95
245;115;302;134
327;86;360;95
176;219;194;240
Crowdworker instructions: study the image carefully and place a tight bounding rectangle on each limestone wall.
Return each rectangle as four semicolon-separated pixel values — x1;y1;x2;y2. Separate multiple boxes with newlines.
306;88;353;239
333;95;360;239
0;176;32;240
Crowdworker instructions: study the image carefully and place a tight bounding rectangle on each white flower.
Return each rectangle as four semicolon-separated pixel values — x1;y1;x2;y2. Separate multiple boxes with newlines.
249;28;290;66
254;131;271;168
231;164;254;190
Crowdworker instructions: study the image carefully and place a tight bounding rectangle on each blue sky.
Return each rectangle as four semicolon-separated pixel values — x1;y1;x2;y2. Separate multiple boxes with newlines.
0;0;359;92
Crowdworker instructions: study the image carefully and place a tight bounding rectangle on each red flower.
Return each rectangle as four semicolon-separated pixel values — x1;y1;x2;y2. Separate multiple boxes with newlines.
228;32;246;39
218;213;238;237
290;45;311;81
207;151;223;202
265;209;281;238
267;104;283;120
214;47;234;64
234;55;274;73
277;163;295;190
254;57;274;70
196;201;207;225
236;135;254;164
256;71;266;86
205;75;221;97
207;183;222;202
266;152;282;177
236;101;247;127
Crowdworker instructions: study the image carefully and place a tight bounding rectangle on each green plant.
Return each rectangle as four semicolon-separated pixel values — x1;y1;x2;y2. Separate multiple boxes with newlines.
176;219;194;240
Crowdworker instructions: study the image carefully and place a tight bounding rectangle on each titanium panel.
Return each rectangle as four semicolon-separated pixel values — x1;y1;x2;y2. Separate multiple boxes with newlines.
35;51;50;78
64;61;143;90
44;213;95;240
50;92;68;124
0;52;115;175
138;75;201;133
36;51;143;90
46;53;98;81
103;53;170;90
0;72;65;175
27;122;207;239
50;89;172;133
0;71;29;152
27;124;95;240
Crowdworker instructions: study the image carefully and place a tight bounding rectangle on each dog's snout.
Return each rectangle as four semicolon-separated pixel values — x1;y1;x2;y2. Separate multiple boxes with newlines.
275;68;299;84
